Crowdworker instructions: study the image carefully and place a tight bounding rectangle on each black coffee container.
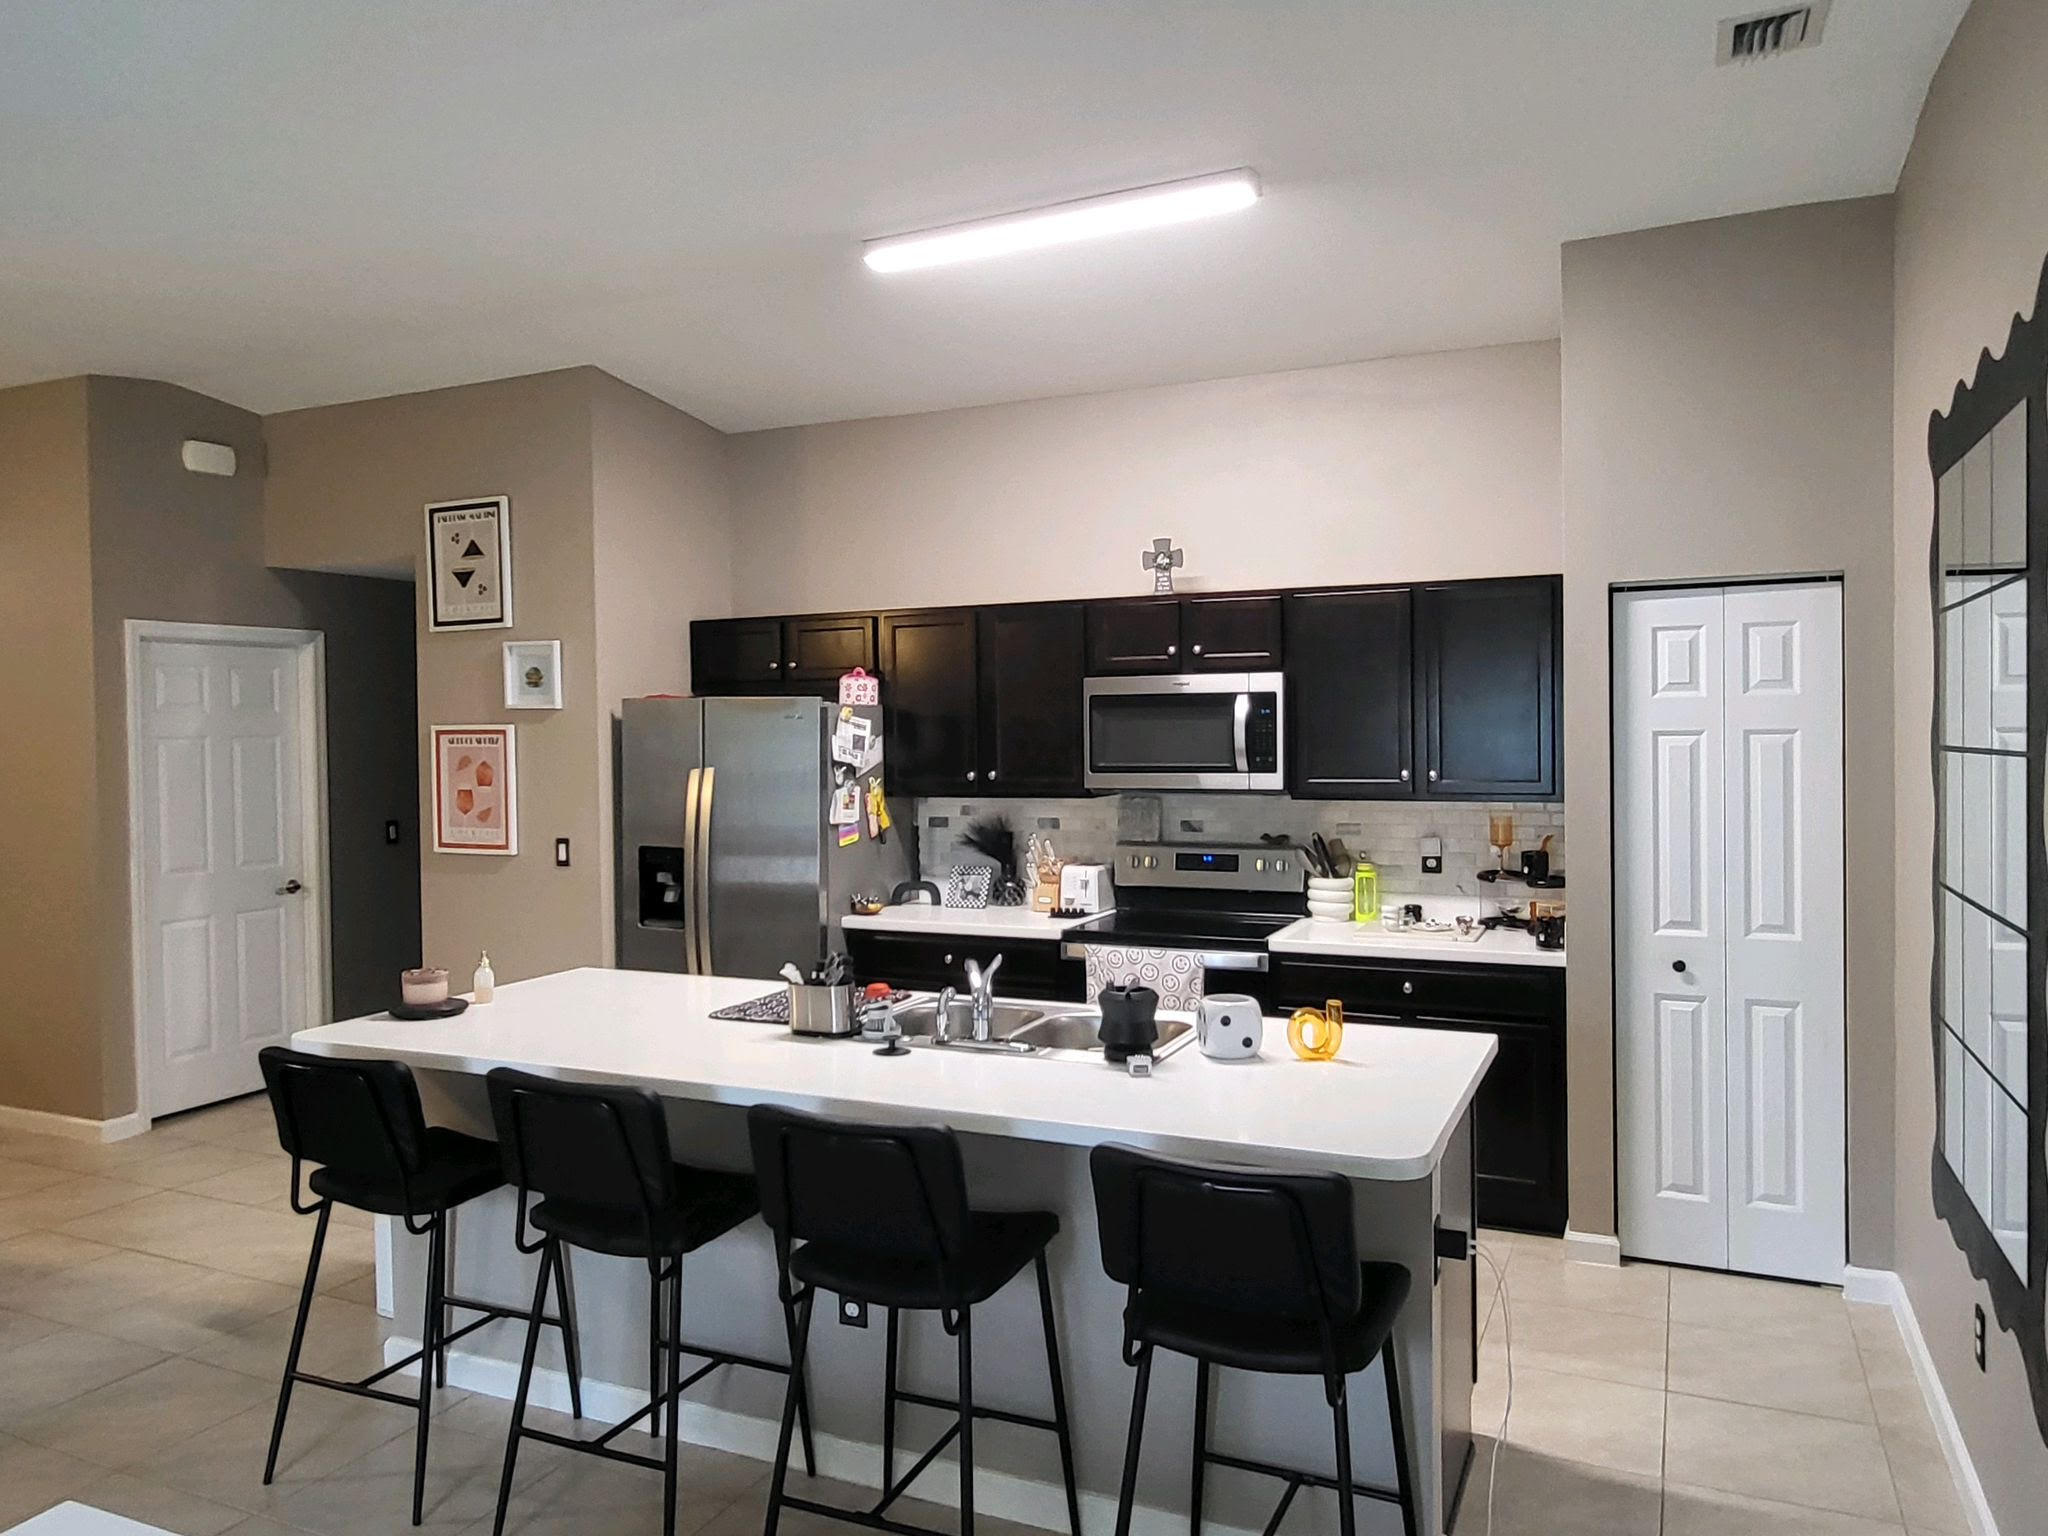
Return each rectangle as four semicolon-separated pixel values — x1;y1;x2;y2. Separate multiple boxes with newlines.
1095;985;1160;1062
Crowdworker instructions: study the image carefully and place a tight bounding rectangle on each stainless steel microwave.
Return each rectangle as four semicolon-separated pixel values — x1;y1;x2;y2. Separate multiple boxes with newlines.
1083;672;1285;791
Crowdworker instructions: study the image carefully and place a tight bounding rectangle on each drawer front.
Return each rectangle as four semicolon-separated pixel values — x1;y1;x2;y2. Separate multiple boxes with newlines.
1273;957;1563;1020
846;932;1081;1001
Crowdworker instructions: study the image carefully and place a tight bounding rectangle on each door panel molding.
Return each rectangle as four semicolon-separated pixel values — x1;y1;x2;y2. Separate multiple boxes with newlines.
125;619;329;1121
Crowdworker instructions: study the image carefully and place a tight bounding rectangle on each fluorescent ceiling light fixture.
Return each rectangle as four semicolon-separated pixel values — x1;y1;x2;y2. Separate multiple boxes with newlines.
863;169;1260;273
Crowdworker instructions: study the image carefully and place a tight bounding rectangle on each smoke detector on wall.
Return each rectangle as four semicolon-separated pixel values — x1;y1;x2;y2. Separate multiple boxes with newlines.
1716;3;1829;65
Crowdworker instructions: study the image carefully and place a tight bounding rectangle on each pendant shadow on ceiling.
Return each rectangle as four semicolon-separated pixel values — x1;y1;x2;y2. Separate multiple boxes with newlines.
1928;246;2048;1438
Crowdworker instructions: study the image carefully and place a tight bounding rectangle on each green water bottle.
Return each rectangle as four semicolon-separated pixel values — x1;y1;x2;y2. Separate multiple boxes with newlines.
1352;861;1379;922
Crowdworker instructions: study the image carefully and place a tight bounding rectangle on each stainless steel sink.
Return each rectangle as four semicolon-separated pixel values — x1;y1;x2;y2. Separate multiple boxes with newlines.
891;998;1046;1044
1011;1011;1194;1053
889;999;1193;1059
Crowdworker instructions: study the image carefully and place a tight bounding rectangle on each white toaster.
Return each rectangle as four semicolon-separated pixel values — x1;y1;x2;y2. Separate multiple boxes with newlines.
1059;863;1115;913
1196;994;1264;1060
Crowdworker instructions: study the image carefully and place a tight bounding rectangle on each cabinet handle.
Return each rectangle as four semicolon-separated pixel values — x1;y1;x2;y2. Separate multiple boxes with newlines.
944;953;955;965
1672;960;1687;974
1428;769;1439;781
1402;980;1414;994
987;769;998;781
966;770;977;782
1191;643;1204;656
1166;643;1178;656
1400;768;1410;781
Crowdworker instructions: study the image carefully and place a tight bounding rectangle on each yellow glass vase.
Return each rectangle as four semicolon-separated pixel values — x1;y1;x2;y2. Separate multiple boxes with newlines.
1287;998;1345;1062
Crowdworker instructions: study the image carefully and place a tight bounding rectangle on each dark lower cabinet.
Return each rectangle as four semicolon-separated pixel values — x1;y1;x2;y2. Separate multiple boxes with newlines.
1416;576;1560;798
1286;587;1414;796
978;604;1086;795
1273;957;1566;1234
845;931;1083;1001
879;610;979;794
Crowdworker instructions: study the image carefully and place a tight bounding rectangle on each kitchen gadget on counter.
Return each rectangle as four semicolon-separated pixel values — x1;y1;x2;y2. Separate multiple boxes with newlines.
1352;860;1380;922
1196;993;1263;1060
1307;876;1351;921
784;953;858;1037
1096;984;1160;1064
1287;997;1345;1062
1058;862;1115;914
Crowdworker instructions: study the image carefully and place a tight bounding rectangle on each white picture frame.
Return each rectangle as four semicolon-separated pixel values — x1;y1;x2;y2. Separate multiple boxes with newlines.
431;724;518;855
426;496;512;631
502;640;564;710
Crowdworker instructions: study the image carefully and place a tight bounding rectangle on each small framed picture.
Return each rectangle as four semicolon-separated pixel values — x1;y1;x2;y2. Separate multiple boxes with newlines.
426;496;512;631
503;640;563;710
432;725;518;855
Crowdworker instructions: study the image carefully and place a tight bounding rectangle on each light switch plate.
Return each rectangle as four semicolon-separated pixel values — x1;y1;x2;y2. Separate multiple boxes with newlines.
1421;835;1444;875
554;837;571;867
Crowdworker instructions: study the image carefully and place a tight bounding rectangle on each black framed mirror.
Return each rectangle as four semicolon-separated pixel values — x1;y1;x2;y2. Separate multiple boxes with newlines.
1929;254;2048;1431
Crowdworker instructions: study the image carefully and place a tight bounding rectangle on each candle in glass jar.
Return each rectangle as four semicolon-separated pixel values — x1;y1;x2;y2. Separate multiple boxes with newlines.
401;967;449;1008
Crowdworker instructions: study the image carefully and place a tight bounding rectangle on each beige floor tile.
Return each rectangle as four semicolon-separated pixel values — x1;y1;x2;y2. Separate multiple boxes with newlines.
1474;1363;1665;1478
181;1161;299;1209
192;1292;401;1382
120;1141;274;1191
223;1519;322;1536
1666;1320;1874;1422
1662;1481;1907;1535
0;1157;77;1199
8;1354;273;1469
698;1472;955;1536
486;1438;764;1536
141;1394;415;1517
325;1268;383;1308
0;1325;168;1426
1487;1298;1665;1389
66;1471;252;1536
93;1266;306;1355
0;1229;120;1289
1878;1430;1968;1535
1451;1443;1661;1535
0;1304;66;1353
0;1434;98;1528
1668;1268;1856;1346
0;1174;157;1233
271;1421;562;1535
60;1187;371;1290
6;1246;216;1327
1663;1393;1899;1523
1503;1250;1670;1321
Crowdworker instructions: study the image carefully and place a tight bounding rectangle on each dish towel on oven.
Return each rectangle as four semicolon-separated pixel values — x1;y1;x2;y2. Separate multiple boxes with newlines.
1083;945;1206;1012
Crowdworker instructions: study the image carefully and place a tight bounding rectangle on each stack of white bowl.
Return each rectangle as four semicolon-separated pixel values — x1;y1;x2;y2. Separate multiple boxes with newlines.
1307;876;1352;921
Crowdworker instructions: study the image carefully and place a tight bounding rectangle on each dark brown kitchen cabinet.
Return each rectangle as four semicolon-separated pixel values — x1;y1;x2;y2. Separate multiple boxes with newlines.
977;604;1086;795
845;931;1083;1001
1085;598;1182;673
1285;588;1414;797
1181;594;1283;670
1416;576;1560;798
879;609;979;794
782;613;875;685
690;618;784;693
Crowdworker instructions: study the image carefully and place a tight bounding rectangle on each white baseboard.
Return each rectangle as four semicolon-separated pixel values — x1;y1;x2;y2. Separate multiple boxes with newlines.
384;1337;1260;1536
1562;1228;1622;1267
1838;1268;1999;1536
0;1103;149;1144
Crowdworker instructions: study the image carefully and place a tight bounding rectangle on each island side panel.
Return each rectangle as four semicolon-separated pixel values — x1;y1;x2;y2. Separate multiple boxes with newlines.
389;1071;1456;1536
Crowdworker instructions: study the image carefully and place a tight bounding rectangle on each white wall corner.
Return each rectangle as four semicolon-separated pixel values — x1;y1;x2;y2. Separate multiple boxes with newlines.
0;1103;149;1144
1562;1228;1623;1266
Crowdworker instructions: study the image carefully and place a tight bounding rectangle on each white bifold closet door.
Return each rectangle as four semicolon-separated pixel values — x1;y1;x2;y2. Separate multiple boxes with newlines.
1615;581;1845;1283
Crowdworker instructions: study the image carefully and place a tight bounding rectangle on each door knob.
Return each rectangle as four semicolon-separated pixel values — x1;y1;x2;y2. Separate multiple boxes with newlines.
276;880;304;896
1672;960;1687;974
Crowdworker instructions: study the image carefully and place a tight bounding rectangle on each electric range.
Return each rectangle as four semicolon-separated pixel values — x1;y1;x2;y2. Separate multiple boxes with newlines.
1061;841;1307;974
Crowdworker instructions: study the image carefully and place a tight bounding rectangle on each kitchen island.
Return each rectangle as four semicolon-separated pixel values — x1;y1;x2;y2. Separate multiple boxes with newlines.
292;967;1490;1536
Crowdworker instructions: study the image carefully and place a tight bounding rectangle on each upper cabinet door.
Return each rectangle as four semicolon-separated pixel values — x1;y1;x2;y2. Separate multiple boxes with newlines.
1182;594;1284;671
1416;576;1560;798
978;604;1086;796
1284;588;1414;797
783;614;876;685
1085;598;1182;674
691;618;784;694
880;609;979;794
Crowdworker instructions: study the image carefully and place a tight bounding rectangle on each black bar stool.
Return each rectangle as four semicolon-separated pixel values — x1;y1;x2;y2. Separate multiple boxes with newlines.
484;1069;816;1536
1089;1143;1419;1536
748;1103;1082;1536
256;1047;583;1527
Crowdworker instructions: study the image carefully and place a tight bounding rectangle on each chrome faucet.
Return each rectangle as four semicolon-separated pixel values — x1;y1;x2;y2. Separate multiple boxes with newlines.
962;954;1004;1042
935;985;958;1045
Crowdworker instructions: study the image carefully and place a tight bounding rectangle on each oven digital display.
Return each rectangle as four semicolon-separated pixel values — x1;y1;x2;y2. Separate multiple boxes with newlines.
1174;852;1240;873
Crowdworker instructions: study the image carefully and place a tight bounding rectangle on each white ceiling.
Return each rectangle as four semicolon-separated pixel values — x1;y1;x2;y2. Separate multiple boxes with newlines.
0;0;1966;432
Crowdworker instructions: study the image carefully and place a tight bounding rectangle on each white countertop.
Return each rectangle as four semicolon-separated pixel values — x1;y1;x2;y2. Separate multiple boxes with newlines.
293;967;1494;1180
1270;916;1565;968
842;904;1106;939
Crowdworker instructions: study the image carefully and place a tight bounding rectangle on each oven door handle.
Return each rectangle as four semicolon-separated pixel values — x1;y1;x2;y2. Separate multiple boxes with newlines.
1232;691;1251;773
1060;941;1268;972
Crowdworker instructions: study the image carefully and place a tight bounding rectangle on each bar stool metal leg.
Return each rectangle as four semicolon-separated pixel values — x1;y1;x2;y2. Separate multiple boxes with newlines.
663;1257;683;1536
552;1245;584;1420
956;1309;975;1536
413;1214;446;1525
1190;1358;1211;1536
1330;1383;1357;1536
437;1206;455;1389
763;1287;816;1536
1034;1254;1083;1536
263;1199;332;1485
784;1290;818;1476
1113;1344;1154;1536
647;1259;664;1440
490;1241;556;1536
1381;1338;1418;1536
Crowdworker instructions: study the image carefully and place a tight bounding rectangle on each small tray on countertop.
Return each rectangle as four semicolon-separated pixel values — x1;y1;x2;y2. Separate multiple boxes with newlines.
389;997;470;1021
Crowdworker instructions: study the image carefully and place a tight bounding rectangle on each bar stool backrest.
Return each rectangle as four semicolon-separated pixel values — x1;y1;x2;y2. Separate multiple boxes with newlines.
1090;1142;1361;1324
259;1046;426;1192
486;1069;679;1238
748;1104;971;1275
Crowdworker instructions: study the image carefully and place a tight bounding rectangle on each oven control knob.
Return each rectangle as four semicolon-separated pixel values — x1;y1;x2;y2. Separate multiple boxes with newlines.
1144;855;1158;869
1276;859;1288;872
1254;857;1266;872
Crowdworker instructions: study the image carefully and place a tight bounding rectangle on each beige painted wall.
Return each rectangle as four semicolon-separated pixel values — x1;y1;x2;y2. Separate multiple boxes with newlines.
724;342;1562;612
1559;198;1897;1253
266;370;608;986
1892;0;2048;1516
0;379;99;1117
589;371;733;943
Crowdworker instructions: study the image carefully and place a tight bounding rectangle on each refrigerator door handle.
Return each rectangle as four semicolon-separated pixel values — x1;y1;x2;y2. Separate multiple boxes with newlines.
682;767;704;973
695;765;717;974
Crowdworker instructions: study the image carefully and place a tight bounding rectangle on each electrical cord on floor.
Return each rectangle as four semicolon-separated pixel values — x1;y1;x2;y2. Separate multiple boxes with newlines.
1474;1241;1513;1535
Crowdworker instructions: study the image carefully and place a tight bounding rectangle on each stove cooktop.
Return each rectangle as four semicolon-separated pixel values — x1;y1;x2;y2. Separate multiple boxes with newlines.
1065;907;1296;951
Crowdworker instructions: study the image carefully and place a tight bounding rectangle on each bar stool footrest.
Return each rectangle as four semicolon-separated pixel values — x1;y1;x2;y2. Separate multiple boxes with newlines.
1205;1446;1409;1507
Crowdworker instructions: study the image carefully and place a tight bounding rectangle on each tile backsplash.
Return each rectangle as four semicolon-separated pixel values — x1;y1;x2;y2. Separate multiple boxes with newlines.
913;792;1565;898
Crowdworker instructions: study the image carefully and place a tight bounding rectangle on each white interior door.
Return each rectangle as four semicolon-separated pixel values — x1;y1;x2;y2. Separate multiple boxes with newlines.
1615;582;1846;1282
137;633;318;1116
1615;589;1731;1270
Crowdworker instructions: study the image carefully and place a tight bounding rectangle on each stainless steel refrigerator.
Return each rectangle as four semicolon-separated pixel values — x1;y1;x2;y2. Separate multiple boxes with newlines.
616;695;907;978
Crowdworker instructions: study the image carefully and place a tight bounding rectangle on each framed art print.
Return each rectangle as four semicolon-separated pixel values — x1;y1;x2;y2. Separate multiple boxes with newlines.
431;725;518;855
427;496;512;631
502;640;563;710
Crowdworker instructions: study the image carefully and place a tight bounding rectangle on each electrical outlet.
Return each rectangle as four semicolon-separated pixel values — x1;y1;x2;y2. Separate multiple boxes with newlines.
1421;835;1444;875
839;1298;869;1329
555;838;571;868
1975;1303;1987;1370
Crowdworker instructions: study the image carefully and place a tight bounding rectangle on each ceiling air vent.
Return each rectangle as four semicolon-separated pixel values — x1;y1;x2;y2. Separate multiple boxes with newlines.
1716;2;1829;64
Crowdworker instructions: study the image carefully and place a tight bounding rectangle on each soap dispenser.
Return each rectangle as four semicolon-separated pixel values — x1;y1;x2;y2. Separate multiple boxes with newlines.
472;951;495;1004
